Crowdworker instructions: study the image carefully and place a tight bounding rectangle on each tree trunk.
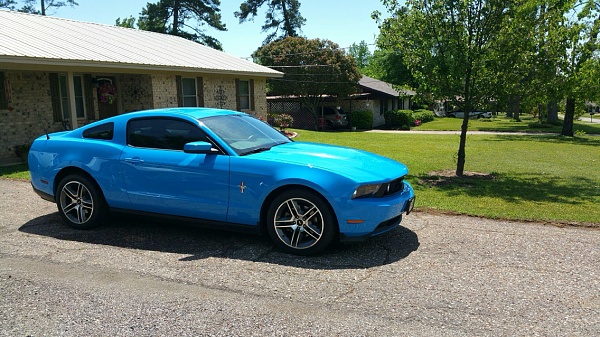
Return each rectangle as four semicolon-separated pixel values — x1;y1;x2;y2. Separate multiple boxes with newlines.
456;113;468;176
561;97;575;136
280;0;293;36
41;0;45;15
512;96;521;122
547;101;558;123
172;0;180;34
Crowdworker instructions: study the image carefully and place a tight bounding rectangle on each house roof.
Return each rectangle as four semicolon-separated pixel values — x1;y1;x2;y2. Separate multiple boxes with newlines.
0;10;282;77
359;75;415;97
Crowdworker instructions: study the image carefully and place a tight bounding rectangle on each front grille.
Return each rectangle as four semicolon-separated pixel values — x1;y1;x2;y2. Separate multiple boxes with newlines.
375;176;405;197
373;215;403;235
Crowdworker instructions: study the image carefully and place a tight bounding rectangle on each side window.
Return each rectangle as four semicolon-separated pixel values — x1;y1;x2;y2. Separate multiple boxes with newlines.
127;118;209;150
83;122;114;140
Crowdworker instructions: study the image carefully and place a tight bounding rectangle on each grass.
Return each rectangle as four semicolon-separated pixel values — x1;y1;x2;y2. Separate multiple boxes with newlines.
2;125;599;225
0;163;29;180
413;114;600;134
293;129;600;225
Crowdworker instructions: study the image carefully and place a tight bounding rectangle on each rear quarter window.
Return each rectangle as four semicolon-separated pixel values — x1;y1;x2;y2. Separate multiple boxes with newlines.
83;122;114;140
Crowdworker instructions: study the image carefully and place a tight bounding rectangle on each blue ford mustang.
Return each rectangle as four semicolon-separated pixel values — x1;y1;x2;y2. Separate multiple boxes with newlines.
29;108;415;255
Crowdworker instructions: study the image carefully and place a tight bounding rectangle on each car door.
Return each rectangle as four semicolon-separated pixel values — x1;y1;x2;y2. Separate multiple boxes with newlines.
120;117;230;221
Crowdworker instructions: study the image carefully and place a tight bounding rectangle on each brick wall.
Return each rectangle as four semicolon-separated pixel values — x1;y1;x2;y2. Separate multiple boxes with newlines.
202;76;237;111
119;74;153;112
151;74;178;108
0;71;61;162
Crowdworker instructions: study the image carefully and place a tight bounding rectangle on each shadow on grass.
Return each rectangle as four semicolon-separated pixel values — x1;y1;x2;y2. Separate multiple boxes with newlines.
481;134;600;146
417;171;600;205
19;212;419;270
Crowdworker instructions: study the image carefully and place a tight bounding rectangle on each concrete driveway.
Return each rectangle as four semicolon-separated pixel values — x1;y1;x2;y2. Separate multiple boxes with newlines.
0;179;598;336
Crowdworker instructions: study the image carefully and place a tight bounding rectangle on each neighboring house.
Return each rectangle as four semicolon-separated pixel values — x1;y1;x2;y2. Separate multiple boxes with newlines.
0;10;282;165
267;75;415;129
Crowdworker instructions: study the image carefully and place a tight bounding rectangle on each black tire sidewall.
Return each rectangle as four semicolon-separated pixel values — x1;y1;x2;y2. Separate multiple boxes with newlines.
56;174;106;229
266;189;337;255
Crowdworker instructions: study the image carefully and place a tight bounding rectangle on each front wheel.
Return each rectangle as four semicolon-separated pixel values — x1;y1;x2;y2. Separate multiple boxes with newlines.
266;189;337;255
56;174;107;229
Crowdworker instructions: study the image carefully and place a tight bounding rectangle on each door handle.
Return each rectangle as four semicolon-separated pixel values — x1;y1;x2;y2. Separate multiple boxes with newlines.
124;157;144;164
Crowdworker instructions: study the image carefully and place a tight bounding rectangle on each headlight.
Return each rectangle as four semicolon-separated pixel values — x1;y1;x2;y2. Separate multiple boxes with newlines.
352;184;382;199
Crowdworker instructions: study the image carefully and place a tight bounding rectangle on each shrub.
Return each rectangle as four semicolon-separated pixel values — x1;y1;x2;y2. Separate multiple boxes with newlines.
349;110;372;129
412;109;435;124
270;113;294;130
384;110;415;129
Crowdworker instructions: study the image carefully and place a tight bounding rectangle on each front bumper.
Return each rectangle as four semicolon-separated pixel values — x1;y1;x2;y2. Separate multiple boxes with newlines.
336;182;415;242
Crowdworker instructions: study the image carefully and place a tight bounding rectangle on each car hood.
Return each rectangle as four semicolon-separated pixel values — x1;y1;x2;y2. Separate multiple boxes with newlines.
250;141;408;182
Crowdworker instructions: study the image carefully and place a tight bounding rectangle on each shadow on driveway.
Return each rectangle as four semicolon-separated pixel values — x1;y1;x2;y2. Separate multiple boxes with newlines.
19;212;420;270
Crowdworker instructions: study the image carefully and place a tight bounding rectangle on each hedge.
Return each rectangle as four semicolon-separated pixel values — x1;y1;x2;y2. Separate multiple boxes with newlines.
384;110;415;129
412;109;435;123
349;110;372;129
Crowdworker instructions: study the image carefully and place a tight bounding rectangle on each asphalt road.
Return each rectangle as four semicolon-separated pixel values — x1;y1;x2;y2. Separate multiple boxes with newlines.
1;179;598;336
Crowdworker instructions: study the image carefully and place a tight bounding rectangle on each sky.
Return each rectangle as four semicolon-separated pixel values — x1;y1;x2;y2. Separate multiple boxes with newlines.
51;0;392;59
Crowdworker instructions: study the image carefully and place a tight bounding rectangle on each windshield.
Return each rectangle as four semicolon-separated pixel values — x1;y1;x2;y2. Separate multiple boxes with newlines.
201;114;292;155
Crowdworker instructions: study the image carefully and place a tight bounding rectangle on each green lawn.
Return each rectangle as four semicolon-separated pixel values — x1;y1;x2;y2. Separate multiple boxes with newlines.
0;163;29;180
2;128;599;225
294;130;600;225
414;114;600;134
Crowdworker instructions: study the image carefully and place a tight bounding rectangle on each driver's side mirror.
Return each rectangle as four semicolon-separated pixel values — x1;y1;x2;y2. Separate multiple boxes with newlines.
184;141;216;154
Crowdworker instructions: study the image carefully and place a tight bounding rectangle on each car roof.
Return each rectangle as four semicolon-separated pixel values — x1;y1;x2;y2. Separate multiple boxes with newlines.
122;107;246;120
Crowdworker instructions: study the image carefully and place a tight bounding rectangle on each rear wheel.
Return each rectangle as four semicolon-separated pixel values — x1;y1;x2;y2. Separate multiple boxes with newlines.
56;174;107;229
267;189;337;255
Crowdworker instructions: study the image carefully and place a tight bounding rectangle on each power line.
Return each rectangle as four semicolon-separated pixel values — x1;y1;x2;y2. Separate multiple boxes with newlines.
241;42;378;60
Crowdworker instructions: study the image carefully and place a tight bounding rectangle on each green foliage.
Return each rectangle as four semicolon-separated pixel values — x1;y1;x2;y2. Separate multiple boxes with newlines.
235;0;305;44
253;37;361;115
115;16;136;28
1;0;78;15
384;110;414;129
362;49;416;89
349;110;372;129
135;0;226;50
348;41;372;69
412;109;435;123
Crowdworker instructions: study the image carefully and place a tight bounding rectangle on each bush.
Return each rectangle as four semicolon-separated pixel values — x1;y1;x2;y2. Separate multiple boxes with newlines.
412;109;435;124
268;113;294;130
349;110;372;129
384;110;415;129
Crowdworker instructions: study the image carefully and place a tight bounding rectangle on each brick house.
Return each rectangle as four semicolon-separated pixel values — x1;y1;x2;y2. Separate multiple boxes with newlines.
0;10;282;165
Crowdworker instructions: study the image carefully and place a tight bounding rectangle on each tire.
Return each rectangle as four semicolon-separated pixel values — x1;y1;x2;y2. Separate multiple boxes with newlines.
266;189;337;255
56;174;107;229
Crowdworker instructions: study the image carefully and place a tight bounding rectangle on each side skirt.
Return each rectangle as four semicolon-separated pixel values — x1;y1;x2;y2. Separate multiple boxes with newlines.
110;208;262;236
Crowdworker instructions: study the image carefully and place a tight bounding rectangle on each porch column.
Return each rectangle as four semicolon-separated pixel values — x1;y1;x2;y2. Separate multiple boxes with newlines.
66;71;78;129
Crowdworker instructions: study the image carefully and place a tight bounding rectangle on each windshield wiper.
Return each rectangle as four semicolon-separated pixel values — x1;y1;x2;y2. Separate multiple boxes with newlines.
242;147;272;156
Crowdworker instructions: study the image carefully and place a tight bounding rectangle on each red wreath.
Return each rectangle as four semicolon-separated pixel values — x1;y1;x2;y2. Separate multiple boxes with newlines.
98;82;116;104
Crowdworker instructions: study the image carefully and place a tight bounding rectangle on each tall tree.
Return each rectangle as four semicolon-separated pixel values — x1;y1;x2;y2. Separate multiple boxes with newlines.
348;40;372;70
0;0;77;15
560;0;599;136
490;0;573;123
362;48;416;89
235;0;305;44
135;0;227;50
253;36;361;119
377;0;510;176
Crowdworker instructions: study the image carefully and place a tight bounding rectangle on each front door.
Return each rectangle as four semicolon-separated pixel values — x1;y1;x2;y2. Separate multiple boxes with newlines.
119;117;230;221
97;77;118;119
